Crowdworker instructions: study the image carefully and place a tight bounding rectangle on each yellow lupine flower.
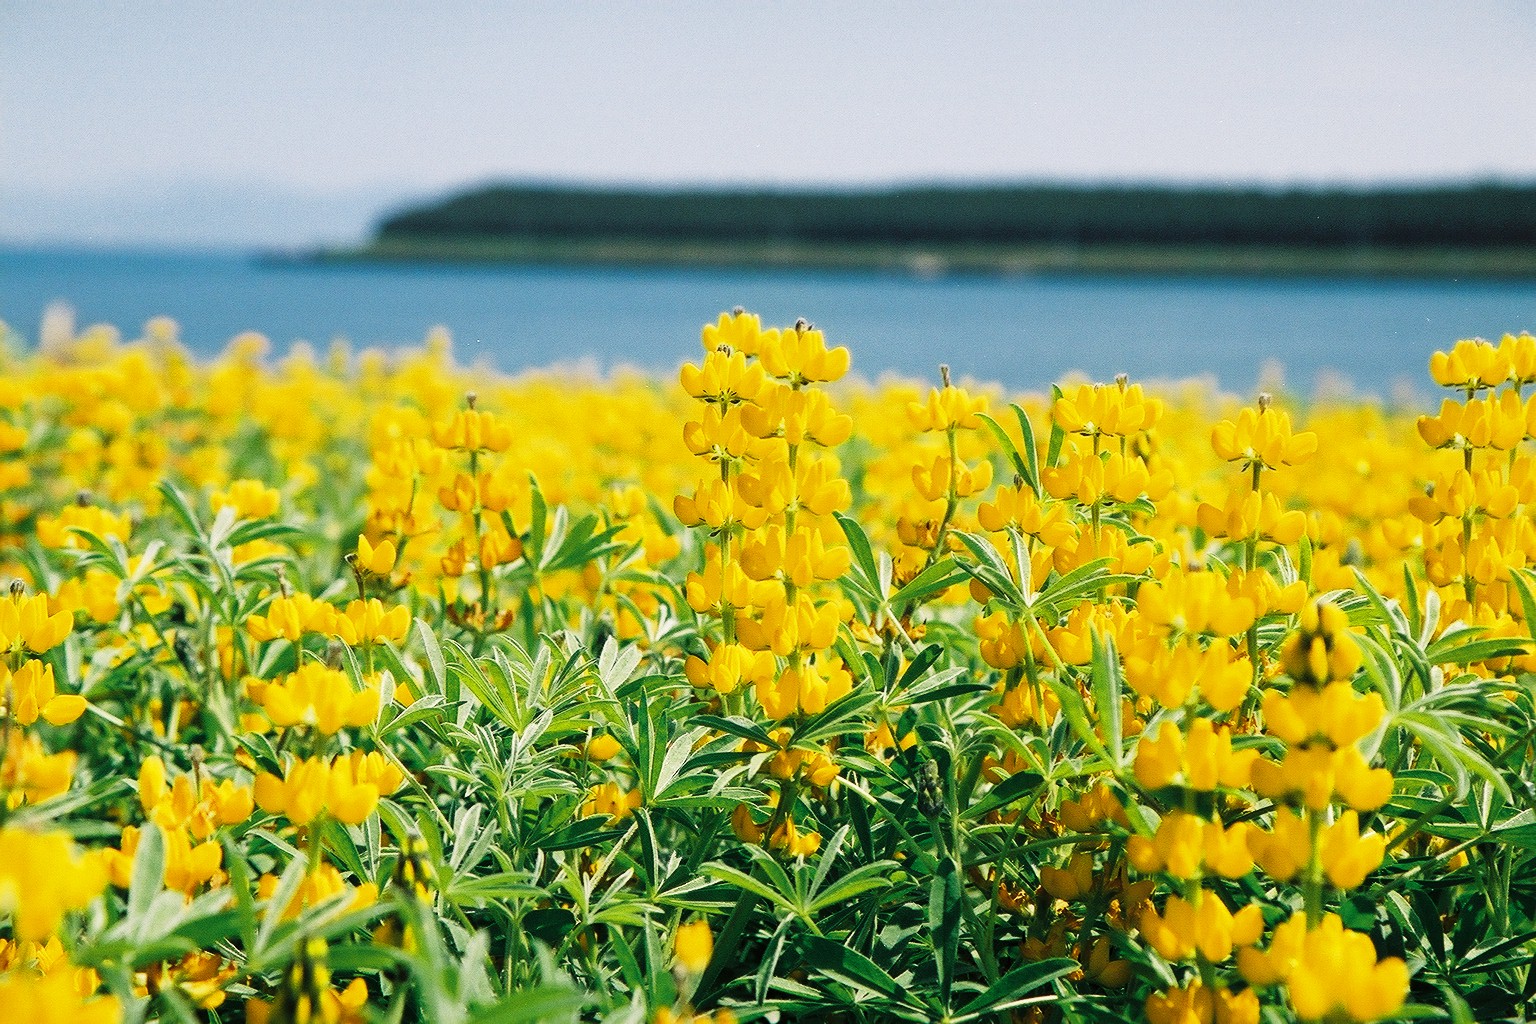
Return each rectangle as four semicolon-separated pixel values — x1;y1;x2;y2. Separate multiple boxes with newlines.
655;1008;739;1024
1250;744;1391;812
1133;719;1255;792
739;523;851;587
252;662;379;734
1196;485;1306;543
673;919;714;974
1416;393;1525;451
431;408;513;452
138;756;254;837
334;598;411;645
740;384;852;447
34;504;131;549
1053;379;1164;438
1239;913;1407;1022
683;643;773;695
757;322;850;384
1211;404;1318;470
914;452;993;501
0;969;120;1024
674;477;767;532
1058;783;1129;833
210;478;280;519
1279;598;1362;686
256;863;378;921
1500;330;1536;385
733;591;840;657
0;825;106;941
355;533;397;575
1144;981;1257;1024
1123;637;1251;713
1260;682;1385;749
1429;336;1510;391
245;949;368;1024
50;568;120;623
1;730;76;805
254;751;401;826
580;734;622;762
246;592;338;643
753;656;851;720
977;482;1075;544
1139;892;1264;963
768;816;820;858
907;383;988;432
1;660;87;727
701;308;764;356
582;781;640;823
1126;810;1254;880
975;612;1028;671
1040;851;1096;902
1137;570;1256;639
680;347;768;407
0;593;72;655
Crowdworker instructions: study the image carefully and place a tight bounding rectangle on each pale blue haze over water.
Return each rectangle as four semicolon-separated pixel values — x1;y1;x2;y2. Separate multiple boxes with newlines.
4;247;1535;396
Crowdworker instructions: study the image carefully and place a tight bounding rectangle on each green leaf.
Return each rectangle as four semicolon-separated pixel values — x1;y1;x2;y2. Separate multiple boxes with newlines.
793;690;880;745
890;557;970;608
755;914;796;1005
835;512;883;599
930;857;962;1009
978;412;1031;487
156;480;206;541
1045;385;1066;468
1090;630;1125;768
966;771;1045;820
702;864;794;912
810;861;897;912
799;933;909;1003
255;849;309;955
953;957;1079;1020
693;714;775;747
1012;403;1042;494
415;616;449;699
954;532;1027;608
695;888;758;1003
128;822;166;925
469;986;587;1024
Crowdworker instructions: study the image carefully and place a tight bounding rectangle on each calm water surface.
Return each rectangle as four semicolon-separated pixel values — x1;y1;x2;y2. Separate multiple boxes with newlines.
4;247;1535;394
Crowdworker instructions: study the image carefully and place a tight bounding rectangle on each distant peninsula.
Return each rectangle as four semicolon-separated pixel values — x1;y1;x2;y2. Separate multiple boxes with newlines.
320;180;1536;278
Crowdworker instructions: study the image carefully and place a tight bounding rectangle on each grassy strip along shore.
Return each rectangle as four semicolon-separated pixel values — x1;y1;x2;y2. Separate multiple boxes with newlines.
323;234;1536;278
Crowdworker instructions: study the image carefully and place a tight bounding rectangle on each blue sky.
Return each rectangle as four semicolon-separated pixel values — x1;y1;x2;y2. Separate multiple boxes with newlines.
5;2;1536;245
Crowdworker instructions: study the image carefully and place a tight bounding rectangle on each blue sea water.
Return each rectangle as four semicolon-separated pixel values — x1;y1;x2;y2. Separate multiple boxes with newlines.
3;246;1534;395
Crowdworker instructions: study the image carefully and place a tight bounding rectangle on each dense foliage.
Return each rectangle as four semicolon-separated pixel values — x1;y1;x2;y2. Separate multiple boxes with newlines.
0;312;1533;1023
378;181;1536;248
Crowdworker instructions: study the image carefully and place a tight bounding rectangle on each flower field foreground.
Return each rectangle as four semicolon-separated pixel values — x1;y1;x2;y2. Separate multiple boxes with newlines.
0;313;1531;1024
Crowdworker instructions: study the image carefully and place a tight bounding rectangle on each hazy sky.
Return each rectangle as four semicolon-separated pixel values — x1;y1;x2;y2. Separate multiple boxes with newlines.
5;2;1536;244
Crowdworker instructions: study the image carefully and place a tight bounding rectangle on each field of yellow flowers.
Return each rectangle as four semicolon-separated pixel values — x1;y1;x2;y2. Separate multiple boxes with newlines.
0;310;1532;1024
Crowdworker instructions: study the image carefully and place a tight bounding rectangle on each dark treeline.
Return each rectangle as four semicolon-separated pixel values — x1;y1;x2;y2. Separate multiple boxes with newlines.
377;181;1536;248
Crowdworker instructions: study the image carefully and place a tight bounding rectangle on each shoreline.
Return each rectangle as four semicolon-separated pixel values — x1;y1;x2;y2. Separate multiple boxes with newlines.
297;237;1536;280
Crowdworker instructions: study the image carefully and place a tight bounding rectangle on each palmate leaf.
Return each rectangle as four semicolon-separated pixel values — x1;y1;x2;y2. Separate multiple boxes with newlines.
1396;710;1511;801
702;863;794;913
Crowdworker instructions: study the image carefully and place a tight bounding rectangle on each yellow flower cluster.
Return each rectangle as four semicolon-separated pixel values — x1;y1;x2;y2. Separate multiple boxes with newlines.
3;309;1535;1022
678;312;861;858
